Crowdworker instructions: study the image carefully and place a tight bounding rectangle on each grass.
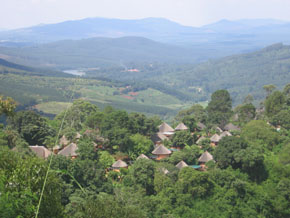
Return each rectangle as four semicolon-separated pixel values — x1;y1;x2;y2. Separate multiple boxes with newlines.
35;102;72;114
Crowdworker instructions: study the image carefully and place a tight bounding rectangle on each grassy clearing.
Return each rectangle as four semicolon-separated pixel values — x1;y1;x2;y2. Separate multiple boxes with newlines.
35;102;72;114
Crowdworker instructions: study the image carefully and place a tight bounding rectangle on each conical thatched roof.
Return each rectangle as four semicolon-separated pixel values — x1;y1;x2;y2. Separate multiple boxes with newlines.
53;145;61;150
198;151;213;163
216;126;223;133
152;145;172;155
159;167;169;175
75;132;82;139
112;160;128;168
224;123;240;131
151;132;169;143
159;122;174;133
210;134;221;143
197;136;207;144
220;131;232;138
176;160;188;169
58;143;78;157
197;122;206;130
136;154;149;160
59;135;69;146
29;145;52;158
175;123;188;131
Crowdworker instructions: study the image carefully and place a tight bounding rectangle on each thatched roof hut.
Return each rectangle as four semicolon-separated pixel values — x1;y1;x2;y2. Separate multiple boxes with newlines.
112;160;128;169
59;135;69;146
176;160;188;169
216;126;223;133
136;154;149;160
75;132;82;139
224;123;240;131
29;145;52;159
58;143;78;157
159;122;174;133
198;151;214;163
175;123;188;131
151;132;169;144
152;145;172;155
220;131;232;138
210;134;221;143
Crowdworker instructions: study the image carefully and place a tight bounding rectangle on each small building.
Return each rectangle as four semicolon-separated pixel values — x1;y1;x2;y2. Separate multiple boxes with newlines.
75;132;82;140
224;123;240;131
58;143;78;159
151;132;169;145
53;145;61;154
176;160;188;169
216;126;223;133
152;144;172;160
136;154;149;160
210;134;221;145
59;135;69;147
29;145;52;159
112;160;128;171
158;167;169;175
175;123;189;131
198;151;214;169
220;131;232;138
159;122;175;137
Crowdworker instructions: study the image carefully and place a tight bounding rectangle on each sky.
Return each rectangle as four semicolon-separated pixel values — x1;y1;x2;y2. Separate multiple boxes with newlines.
1;0;290;29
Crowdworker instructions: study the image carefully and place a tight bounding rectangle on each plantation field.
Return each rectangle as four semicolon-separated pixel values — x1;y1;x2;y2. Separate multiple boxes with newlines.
0;73;192;118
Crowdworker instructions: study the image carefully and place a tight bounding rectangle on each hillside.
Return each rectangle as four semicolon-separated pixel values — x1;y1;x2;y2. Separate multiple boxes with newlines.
164;43;290;104
0;59;192;118
0;36;200;69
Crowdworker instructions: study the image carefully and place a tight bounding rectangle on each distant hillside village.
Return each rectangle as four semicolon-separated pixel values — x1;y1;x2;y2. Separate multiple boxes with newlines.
28;120;238;172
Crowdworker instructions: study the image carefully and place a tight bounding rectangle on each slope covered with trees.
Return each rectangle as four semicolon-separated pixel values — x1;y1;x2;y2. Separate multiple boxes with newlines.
0;84;290;217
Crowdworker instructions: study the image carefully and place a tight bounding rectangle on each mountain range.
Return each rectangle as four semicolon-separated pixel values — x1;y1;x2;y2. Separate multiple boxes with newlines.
1;17;290;58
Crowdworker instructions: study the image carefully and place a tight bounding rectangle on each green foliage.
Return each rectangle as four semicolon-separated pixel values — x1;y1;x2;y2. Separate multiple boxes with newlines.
171;131;194;148
56;99;99;131
214;136;266;182
207;89;232;127
176;167;214;199
9;110;55;146
125;159;155;195
98;151;115;168
235;103;256;124
0;95;16;117
175;104;207;123
168;146;201;165
0;147;64;217
129;134;154;159
265;90;285;117
241;120;280;150
181;115;197;132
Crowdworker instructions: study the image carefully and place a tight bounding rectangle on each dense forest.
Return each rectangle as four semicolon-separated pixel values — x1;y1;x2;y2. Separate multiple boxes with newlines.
1;83;290;217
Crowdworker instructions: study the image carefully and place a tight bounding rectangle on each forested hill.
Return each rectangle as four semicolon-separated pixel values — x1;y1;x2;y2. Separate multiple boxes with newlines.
166;43;290;104
0;36;200;69
0;57;71;77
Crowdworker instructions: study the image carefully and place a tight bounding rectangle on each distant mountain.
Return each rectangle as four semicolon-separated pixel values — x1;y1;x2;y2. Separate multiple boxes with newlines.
0;36;201;69
0;17;199;44
1;17;290;60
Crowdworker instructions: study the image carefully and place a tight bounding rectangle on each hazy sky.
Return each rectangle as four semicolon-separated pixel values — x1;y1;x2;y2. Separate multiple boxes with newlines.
1;0;290;29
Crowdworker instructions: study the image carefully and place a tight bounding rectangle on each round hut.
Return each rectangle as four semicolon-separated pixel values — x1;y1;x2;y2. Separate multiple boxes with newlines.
152;144;172;160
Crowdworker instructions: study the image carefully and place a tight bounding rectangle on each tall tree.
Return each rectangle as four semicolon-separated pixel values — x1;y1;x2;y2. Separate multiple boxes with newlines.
207;90;232;127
